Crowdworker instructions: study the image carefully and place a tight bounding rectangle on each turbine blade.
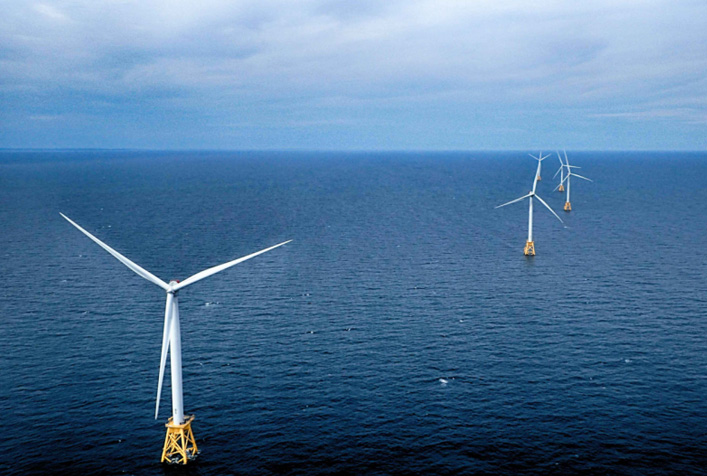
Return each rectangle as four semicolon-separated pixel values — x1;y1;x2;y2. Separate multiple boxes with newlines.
534;195;564;224
551;172;569;192
528;153;539;161
155;293;173;419
572;173;593;182
495;193;532;209
60;213;170;291
557;152;564;166
173;240;292;291
553;166;563;179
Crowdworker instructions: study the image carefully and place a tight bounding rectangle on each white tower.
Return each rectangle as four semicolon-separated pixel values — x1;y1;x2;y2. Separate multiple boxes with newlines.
61;213;291;464
496;160;564;255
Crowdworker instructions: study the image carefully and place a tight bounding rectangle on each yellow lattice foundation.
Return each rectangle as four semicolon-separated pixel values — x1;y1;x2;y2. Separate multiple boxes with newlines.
558;184;564;192
161;415;199;464
524;241;535;256
564;202;571;211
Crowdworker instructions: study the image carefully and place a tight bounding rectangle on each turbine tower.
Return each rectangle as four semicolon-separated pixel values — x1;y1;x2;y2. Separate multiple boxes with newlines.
61;213;291;464
553;151;565;192
496;160;564;256
555;151;592;211
529;152;550;181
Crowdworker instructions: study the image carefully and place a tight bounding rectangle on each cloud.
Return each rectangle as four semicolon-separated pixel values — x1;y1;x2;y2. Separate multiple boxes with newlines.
0;0;705;148
589;108;707;124
28;114;63;121
32;3;71;22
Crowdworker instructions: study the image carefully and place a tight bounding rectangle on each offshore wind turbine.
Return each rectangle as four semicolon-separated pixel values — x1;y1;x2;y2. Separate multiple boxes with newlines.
60;213;291;464
555;151;592;211
529;152;551;181
496;160;564;256
553;151;565;192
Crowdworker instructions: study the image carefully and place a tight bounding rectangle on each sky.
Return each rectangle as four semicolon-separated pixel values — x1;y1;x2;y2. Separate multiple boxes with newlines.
1;0;705;150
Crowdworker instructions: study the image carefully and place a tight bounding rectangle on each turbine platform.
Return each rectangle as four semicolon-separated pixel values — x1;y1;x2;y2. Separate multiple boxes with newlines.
524;241;535;256
564;202;571;211
558;184;564;192
161;415;199;464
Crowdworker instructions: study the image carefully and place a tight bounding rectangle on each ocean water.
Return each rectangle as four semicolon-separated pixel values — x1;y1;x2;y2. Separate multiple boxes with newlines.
0;150;706;475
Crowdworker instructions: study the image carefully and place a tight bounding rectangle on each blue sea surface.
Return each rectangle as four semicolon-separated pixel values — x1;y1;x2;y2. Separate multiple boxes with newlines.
0;150;706;475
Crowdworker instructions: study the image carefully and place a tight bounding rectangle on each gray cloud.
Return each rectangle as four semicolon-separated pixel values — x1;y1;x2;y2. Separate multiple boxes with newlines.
1;0;705;148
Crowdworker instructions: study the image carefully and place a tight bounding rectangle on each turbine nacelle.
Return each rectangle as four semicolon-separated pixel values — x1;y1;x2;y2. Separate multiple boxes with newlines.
495;190;564;224
529;152;551;162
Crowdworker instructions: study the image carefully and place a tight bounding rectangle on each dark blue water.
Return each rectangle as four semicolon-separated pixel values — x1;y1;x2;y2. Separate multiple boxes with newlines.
1;150;706;475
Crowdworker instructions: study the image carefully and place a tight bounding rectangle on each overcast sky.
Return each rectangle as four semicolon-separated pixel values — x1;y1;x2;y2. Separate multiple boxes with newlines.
1;0;705;150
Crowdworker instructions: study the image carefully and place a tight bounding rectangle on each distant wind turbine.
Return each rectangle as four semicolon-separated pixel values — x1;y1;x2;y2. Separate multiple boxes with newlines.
61;213;291;464
553;151;565;192
496;160;564;256
554;151;592;211
529;152;551;181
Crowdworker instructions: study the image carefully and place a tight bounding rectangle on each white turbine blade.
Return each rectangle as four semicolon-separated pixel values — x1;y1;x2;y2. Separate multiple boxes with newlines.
495;193;532;209
532;174;539;193
534;195;564;224
566;165;581;169
60;213;170;292
557;152;564;166
155;294;173;419
539;153;550;161
571;173;593;182
563;150;570;166
173;240;292;291
553;165;563;179
528;153;539;161
553;175;569;191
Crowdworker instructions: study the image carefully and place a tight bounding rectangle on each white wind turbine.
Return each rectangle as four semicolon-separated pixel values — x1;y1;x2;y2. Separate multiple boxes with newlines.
553;151;565;192
496;159;564;255
529;152;551;181
60;213;291;464
554;150;592;211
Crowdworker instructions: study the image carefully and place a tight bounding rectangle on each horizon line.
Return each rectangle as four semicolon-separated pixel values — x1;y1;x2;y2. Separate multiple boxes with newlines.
1;147;705;153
